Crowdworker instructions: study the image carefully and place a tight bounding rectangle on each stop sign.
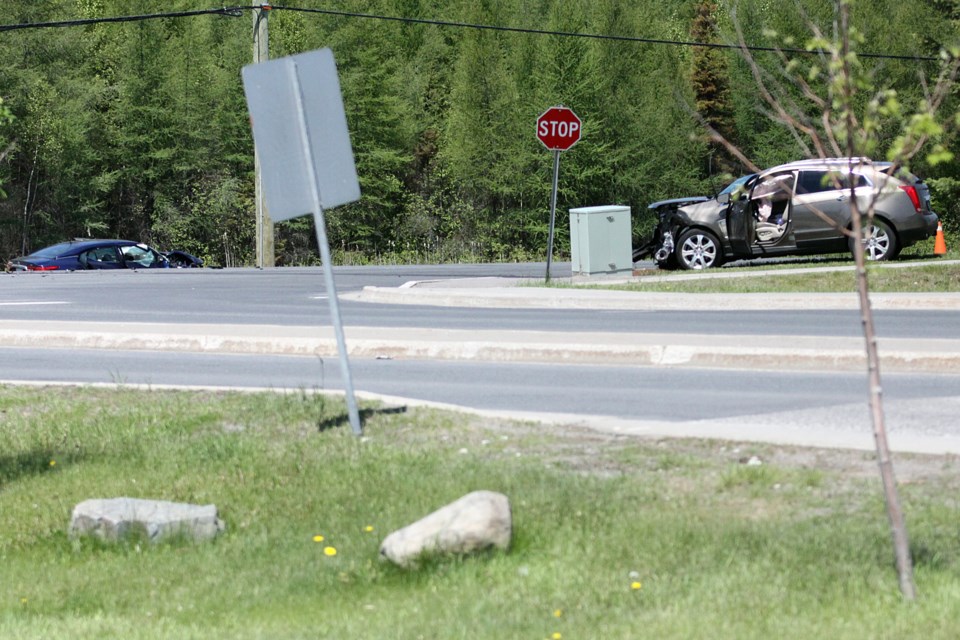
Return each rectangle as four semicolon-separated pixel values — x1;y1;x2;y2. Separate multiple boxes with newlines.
536;106;582;151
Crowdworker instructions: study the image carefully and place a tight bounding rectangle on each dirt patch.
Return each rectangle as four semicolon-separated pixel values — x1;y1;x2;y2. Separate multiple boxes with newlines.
447;415;960;490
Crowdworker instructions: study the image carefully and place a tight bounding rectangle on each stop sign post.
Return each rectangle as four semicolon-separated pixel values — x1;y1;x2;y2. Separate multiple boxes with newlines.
537;106;582;281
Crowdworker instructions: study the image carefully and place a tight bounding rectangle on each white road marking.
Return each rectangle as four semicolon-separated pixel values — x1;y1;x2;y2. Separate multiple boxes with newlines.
0;301;70;306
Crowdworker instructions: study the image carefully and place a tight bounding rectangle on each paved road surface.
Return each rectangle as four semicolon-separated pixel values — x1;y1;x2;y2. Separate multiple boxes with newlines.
3;262;959;453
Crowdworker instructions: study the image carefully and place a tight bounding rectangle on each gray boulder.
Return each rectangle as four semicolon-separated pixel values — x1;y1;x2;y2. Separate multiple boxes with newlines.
380;490;512;567
69;498;225;543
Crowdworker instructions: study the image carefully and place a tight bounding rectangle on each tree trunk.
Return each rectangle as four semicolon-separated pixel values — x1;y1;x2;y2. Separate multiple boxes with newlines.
840;3;916;600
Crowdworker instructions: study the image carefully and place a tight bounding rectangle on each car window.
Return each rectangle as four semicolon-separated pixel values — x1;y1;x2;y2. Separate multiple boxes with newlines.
752;173;794;200
797;171;834;194
120;244;160;267
876;163;919;183
797;170;870;194
850;173;870;188
83;246;120;263
29;242;75;258
719;174;755;196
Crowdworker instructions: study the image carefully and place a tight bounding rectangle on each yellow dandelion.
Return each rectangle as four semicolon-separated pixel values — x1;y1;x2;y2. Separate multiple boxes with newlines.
364;525;374;533
312;535;324;543
552;633;562;640
21;598;28;604
631;581;642;590
553;609;563;618
324;546;337;557
49;460;56;467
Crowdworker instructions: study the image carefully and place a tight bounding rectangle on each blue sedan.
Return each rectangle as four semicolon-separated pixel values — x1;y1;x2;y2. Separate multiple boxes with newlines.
6;239;201;272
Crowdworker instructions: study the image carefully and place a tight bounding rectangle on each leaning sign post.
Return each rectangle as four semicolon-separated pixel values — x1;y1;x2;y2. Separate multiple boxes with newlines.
536;106;582;282
241;48;363;436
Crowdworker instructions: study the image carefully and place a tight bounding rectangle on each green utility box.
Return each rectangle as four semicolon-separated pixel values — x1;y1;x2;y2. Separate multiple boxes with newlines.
569;205;633;276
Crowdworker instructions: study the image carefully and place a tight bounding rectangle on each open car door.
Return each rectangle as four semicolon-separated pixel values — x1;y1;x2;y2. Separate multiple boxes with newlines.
725;191;754;257
727;172;801;256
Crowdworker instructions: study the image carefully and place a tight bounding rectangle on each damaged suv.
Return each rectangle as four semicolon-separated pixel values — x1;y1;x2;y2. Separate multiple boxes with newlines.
641;158;939;270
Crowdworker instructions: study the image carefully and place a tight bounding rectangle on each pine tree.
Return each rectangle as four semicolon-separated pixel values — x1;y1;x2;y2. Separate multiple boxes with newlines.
690;0;737;175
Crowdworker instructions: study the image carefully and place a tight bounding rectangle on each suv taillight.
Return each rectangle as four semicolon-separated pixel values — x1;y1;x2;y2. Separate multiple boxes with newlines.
899;185;922;212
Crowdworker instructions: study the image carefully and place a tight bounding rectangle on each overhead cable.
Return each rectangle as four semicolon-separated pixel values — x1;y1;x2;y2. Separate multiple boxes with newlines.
0;6;244;32
0;4;940;63
270;4;939;62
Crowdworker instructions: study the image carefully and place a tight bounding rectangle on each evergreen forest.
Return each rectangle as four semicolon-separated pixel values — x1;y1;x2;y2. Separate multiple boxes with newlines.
0;1;957;267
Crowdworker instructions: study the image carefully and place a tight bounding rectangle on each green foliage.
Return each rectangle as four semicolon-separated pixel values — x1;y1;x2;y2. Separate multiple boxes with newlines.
326;13;416;255
0;0;957;263
928;177;960;237
0;96;15;198
723;0;960;174
690;1;738;172
151;175;254;267
0;0;254;261
615;262;960;294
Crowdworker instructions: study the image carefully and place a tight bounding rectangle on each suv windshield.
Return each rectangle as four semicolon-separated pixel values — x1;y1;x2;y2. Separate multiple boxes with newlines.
719;174;755;196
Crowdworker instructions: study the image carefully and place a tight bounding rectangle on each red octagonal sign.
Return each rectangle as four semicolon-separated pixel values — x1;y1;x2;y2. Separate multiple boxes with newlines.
536;106;582;151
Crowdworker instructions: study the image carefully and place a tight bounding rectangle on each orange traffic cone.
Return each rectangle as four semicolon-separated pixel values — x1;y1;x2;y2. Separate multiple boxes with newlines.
934;221;948;255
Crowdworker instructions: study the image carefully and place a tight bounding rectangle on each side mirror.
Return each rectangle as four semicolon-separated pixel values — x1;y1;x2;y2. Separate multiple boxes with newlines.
717;193;730;205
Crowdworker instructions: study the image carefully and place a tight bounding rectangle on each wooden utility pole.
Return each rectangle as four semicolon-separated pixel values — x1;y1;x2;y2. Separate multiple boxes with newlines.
253;4;274;268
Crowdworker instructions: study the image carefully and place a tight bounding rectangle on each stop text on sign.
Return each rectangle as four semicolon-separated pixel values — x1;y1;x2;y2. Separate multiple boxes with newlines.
538;119;579;138
536;106;582;151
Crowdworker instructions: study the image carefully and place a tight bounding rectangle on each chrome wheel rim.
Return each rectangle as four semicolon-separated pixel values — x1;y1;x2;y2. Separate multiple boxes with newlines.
680;234;718;269
863;224;891;261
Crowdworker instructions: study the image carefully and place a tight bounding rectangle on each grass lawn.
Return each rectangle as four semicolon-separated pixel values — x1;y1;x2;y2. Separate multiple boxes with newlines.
617;253;960;294
2;386;959;639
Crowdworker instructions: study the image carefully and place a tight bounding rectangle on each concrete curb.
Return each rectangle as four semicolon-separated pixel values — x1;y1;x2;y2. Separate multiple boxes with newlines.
345;285;960;311
4;321;960;373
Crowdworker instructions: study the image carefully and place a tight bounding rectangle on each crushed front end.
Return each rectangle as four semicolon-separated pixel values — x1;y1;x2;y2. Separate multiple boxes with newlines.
632;197;708;267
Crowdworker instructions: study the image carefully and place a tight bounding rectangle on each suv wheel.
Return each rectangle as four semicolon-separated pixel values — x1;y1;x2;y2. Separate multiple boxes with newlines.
850;219;899;261
676;229;722;270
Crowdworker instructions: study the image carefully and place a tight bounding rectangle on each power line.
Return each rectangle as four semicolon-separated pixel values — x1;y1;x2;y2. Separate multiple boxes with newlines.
270;4;939;62
0;4;940;63
0;7;245;32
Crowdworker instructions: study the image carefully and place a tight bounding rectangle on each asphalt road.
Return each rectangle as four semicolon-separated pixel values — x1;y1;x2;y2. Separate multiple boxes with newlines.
3;264;960;340
5;346;960;454
3;263;959;453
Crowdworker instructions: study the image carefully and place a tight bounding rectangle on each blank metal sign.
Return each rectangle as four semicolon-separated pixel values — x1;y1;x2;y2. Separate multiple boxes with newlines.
242;48;360;221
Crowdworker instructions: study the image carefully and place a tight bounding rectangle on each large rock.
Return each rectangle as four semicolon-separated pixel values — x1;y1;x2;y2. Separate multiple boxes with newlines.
69;498;225;543
380;491;512;567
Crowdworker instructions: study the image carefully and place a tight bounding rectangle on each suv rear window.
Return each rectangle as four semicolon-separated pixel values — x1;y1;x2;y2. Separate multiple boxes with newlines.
797;170;869;194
